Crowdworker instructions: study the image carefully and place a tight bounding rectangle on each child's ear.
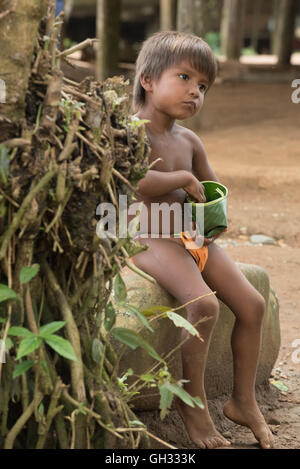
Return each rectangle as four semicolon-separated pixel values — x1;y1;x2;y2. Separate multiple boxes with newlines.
140;74;153;92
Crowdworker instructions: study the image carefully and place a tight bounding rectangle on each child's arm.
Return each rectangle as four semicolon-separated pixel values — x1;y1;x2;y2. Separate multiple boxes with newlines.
189;131;219;182
137;169;205;201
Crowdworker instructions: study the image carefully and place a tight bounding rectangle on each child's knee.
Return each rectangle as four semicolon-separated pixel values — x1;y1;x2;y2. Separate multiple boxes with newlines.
188;295;219;325
254;292;266;322
243;292;265;326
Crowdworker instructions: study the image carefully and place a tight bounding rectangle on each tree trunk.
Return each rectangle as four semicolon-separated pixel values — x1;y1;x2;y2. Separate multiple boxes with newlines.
177;0;205;37
160;0;177;31
0;0;48;127
176;0;205;131
96;0;121;81
250;0;262;52
220;0;246;59
272;0;296;65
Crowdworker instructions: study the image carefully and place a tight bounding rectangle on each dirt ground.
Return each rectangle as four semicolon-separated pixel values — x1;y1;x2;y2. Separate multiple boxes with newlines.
137;80;300;450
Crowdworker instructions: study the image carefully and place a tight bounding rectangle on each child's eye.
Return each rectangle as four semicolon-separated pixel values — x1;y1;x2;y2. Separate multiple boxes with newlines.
198;84;207;92
179;73;189;80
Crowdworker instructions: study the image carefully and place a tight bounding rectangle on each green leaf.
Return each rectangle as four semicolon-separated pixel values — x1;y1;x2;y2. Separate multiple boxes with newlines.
13;360;35;379
124;303;154;332
140;374;156;383
141;305;170;317
0;284;18;303
166;311;201;339
39;321;66;338
129;420;146;427
0;317;6;324
113;273;127;304
119;368;134;383
158;383;174;419
16;336;42;360
8;326;34;338
5;337;13;351
44;335;78;362
104;301;116;331
91;338;103;363
162;382;195;408
19;264;40;285
112;327;164;363
191;395;204;409
270;380;288;393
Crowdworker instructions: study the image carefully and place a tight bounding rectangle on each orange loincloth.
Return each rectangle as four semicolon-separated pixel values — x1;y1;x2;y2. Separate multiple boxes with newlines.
129;231;208;273
180;231;208;272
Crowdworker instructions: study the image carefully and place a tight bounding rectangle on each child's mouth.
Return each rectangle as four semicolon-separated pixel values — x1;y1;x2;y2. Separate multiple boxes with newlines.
183;101;196;111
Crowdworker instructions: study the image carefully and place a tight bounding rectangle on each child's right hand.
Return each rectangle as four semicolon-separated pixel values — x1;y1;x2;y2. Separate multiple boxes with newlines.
183;174;206;202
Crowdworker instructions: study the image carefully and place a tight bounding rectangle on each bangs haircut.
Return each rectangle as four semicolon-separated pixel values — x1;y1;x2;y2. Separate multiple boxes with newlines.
133;31;217;111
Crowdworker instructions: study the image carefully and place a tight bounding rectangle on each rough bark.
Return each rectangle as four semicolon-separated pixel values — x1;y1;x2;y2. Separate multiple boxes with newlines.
96;0;121;81
0;0;49;125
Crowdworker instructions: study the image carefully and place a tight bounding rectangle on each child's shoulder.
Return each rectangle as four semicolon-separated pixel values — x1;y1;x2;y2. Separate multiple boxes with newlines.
174;123;205;152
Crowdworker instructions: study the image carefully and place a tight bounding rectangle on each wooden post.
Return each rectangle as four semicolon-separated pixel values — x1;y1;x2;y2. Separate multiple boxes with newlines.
160;0;177;31
96;0;121;81
272;0;296;65
176;0;206;130
220;0;246;59
177;0;204;36
250;0;262;52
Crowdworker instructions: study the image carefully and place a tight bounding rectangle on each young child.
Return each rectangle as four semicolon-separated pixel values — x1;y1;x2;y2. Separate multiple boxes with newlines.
129;31;274;449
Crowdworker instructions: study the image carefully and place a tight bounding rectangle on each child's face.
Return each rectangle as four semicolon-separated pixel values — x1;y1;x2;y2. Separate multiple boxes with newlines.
143;61;209;120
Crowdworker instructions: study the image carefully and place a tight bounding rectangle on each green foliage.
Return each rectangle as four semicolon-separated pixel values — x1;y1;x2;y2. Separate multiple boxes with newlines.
104;301;116;332
57;98;84;132
38;321;66;338
113;272;127;304
205;31;221;55
16;335;42;360
7;321;78;367
241;47;256;56
0;284;19;303
44;334;78;362
63;37;77;50
19;264;40;285
91;338;104;363
13;360;35;379
112;327;164;363
0;144;10;186
124;303;154;332
129;116;151;131
166;311;200;339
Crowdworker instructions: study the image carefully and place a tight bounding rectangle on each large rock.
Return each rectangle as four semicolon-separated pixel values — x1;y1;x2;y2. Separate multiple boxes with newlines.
111;263;280;411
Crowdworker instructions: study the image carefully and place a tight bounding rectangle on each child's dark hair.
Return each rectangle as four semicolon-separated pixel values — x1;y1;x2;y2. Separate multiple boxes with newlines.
133;31;217;111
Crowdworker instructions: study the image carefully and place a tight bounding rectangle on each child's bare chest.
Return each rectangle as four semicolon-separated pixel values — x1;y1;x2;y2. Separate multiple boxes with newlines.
148;133;193;172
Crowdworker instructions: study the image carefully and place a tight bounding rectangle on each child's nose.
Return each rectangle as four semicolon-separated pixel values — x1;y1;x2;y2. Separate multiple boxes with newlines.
189;82;200;97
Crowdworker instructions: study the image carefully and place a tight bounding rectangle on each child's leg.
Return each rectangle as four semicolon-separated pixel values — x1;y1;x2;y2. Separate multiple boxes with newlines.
132;237;230;449
202;242;274;449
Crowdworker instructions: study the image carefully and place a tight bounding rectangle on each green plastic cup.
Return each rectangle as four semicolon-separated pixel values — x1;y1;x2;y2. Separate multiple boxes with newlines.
185;181;228;238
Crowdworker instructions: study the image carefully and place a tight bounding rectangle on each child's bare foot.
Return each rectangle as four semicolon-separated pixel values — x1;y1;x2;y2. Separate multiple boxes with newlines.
223;397;274;449
175;396;231;449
